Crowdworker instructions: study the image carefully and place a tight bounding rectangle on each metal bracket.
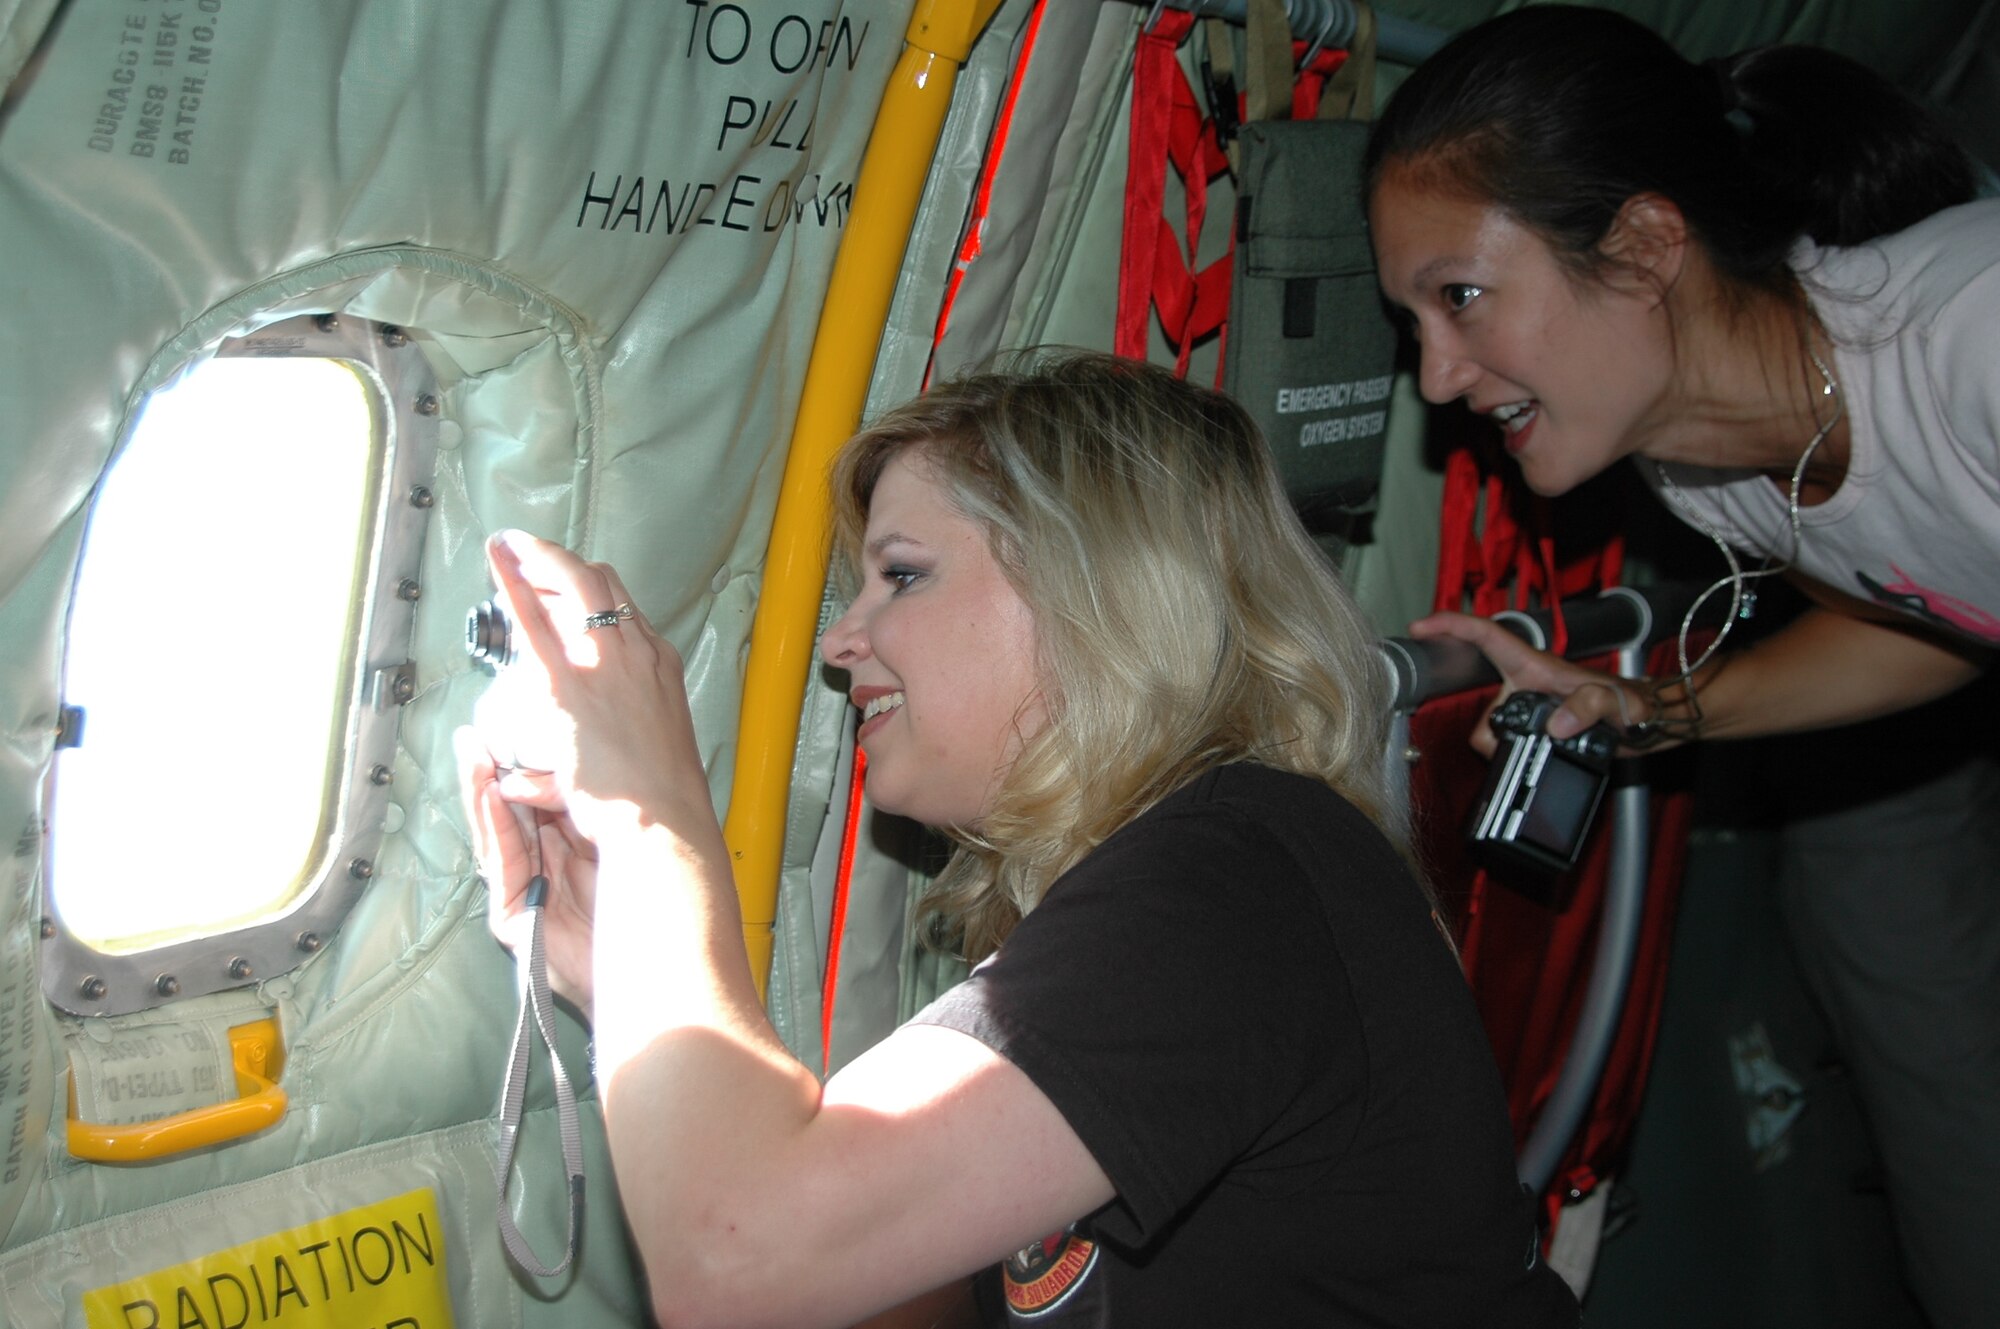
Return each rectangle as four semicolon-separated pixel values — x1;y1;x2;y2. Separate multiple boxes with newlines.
372;662;417;709
55;704;86;749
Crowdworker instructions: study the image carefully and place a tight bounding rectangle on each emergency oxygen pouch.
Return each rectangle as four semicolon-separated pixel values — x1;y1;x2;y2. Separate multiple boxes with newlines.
1223;118;1398;536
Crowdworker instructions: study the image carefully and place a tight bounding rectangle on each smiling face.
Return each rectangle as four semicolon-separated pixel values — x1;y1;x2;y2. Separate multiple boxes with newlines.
1369;165;1677;496
818;448;1044;830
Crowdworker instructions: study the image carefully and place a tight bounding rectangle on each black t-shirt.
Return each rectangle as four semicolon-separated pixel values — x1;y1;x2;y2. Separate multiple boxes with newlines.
914;764;1580;1327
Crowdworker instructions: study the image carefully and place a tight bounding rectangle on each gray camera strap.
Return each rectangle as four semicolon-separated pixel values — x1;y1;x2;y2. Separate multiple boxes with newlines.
496;875;587;1278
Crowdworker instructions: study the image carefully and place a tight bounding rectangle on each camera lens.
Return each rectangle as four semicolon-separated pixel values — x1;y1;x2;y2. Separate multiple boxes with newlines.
466;599;513;668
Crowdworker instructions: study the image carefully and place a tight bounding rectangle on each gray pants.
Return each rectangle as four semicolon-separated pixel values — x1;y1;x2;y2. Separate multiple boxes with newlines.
1774;687;2000;1329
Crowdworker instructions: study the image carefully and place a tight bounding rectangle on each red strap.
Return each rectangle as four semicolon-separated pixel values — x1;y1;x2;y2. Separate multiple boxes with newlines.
820;748;868;1074
1290;43;1348;118
1457;866;1492;976
1118;10;1234;377
1433;433;1627;647
927;0;1049;379
1119;25;1361;380
1117;10;1192;360
1533;515;1567;654
1433;448;1482;613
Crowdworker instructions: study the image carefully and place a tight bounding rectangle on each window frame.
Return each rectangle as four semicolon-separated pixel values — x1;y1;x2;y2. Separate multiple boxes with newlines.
41;313;442;1017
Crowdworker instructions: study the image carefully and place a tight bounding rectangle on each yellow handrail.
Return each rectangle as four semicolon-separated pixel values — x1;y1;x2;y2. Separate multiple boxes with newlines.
68;1018;287;1162
725;0;1003;1000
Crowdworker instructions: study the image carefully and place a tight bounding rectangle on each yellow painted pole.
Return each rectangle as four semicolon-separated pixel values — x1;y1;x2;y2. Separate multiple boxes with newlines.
727;0;1003;1000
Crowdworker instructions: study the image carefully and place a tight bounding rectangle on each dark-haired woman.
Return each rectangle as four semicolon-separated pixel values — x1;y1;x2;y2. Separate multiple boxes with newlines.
1363;7;1996;1325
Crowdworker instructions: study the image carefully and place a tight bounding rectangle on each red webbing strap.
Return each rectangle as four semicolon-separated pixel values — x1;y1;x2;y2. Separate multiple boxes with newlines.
821;748;868;1074
1431;435;1627;654
1117;9;1232;377
927;0;1049;382
1532;505;1568;655
1433;447;1484;614
1119;24;1357;379
1289;45;1348;118
1116;9;1188;359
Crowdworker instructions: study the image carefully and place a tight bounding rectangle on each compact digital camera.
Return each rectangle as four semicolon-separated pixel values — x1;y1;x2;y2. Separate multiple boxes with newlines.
466;598;514;670
1467;691;1618;875
465;597;547;771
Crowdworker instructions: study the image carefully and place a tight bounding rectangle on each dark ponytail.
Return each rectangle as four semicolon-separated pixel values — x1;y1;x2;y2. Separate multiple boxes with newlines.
1716;44;1976;246
1366;6;1976;291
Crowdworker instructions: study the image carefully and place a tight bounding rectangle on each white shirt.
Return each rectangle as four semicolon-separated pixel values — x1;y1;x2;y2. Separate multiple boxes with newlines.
1646;199;2000;646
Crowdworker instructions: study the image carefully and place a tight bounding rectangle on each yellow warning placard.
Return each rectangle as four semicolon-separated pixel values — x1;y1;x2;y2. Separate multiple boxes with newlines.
81;1187;454;1329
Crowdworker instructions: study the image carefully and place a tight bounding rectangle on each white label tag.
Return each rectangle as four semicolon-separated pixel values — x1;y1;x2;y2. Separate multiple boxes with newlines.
67;1022;235;1127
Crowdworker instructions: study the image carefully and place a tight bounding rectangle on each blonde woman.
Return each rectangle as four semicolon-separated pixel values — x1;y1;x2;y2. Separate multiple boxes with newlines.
461;351;1577;1327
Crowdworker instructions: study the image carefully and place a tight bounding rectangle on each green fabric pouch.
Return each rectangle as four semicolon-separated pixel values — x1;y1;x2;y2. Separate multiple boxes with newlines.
1224;117;1397;529
1220;1;1397;538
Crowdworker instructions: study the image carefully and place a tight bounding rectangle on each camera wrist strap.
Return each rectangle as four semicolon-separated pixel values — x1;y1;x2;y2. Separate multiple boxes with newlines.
496;875;587;1278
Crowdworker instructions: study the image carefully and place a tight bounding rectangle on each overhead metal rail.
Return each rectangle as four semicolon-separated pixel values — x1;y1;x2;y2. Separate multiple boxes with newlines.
1130;0;1451;66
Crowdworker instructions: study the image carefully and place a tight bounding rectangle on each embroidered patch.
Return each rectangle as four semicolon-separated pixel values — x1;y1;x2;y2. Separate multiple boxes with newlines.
1003;1228;1098;1317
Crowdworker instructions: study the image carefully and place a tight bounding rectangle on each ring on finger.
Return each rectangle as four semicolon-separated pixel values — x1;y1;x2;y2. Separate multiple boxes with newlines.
583;602;636;632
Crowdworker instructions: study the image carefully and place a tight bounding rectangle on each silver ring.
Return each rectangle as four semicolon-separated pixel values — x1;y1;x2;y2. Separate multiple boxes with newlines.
583;602;635;632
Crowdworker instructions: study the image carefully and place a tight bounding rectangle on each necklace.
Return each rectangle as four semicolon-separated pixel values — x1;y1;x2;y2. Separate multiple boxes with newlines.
1644;333;1844;732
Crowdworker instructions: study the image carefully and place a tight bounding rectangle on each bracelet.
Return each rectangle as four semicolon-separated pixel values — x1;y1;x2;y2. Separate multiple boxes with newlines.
1620;673;1705;749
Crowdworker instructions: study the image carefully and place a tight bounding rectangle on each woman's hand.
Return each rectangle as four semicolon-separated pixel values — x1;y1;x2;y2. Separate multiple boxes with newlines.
457;729;601;1015
1408;610;1657;756
1413;596;1994;756
475;530;720;850
456;529;729;1008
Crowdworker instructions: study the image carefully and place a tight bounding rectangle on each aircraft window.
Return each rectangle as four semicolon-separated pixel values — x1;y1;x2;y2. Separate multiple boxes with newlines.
42;315;442;1017
51;358;371;949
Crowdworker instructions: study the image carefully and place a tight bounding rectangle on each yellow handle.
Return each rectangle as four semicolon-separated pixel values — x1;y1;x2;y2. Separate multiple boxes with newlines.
725;0;1005;1002
68;1019;287;1162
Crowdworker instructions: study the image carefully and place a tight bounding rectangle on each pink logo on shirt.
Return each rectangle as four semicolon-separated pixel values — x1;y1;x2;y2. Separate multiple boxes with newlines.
1856;565;2000;644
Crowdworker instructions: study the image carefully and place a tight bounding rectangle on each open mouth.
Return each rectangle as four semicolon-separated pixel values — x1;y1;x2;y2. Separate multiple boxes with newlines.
1490;400;1539;452
862;691;904;721
1490;400;1538;435
857;690;904;738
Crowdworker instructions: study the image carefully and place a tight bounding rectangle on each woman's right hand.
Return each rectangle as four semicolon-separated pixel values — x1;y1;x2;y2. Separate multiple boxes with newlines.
1408;610;1656;756
457;728;602;1015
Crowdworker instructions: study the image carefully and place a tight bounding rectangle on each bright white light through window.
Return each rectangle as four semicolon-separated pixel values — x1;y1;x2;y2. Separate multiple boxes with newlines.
50;357;377;952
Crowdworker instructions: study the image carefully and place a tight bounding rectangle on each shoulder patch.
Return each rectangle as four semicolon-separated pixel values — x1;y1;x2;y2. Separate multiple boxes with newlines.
1003;1228;1099;1318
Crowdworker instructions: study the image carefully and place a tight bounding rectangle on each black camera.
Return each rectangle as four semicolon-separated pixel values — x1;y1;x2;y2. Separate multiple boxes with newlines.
466;598;514;669
1467;691;1618;875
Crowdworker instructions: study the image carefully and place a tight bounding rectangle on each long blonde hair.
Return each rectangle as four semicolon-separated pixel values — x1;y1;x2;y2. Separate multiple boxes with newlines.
832;351;1404;958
